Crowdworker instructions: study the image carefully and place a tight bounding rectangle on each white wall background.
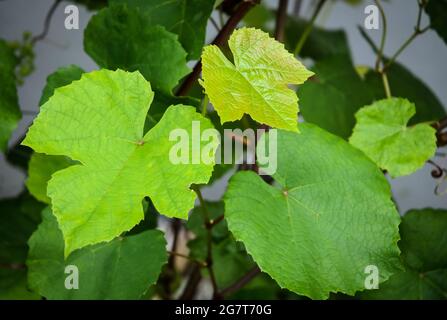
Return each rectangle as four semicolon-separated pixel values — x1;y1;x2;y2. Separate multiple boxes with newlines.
0;0;446;213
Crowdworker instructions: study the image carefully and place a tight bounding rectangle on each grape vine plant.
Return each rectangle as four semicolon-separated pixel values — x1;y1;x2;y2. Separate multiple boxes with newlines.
1;0;447;300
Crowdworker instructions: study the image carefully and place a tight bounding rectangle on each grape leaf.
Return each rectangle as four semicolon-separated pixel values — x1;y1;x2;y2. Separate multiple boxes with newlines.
0;39;21;151
27;208;167;299
26;153;74;204
84;5;190;93
299;55;374;139
361;209;447;300
39;65;84;106
349;98;437;178
224;124;402;299
109;0;214;59
22;69;218;256
364;62;446;124
425;0;447;44
200;27;313;132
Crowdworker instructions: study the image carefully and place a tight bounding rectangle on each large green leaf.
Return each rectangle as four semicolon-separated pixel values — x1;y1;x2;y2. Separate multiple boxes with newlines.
201;27;313;132
361;209;447;300
27;208;167;299
84;5;190;93
0;39;21;151
39;65;85;106
109;0;214;59
364;62;446;124
425;0;447;44
299;55;374;139
23;69;218;256
26;153;75;204
349;98;437;178
224;124;402;299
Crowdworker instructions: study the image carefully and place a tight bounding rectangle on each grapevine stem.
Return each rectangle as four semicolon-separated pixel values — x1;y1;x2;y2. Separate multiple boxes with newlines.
383;0;429;71
374;0;387;71
293;0;327;56
32;0;62;44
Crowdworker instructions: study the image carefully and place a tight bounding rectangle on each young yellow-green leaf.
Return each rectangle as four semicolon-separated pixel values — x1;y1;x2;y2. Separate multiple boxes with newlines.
27;208;167;299
84;5;190;93
109;0;214;59
0;39;21;151
23;69;218;257
224;124;402;299
26;153;74;204
200;27;313;132
361;208;447;300
39;65;84;106
349;98;437;178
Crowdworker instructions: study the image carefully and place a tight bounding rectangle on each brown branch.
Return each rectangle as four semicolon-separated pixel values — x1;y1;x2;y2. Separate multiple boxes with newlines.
433;116;447;133
179;265;202;300
432;115;447;147
219;266;261;297
0;263;26;270
167;250;207;267
274;0;289;42
193;188;219;298
208;214;225;228
176;0;260;96
32;0;62;44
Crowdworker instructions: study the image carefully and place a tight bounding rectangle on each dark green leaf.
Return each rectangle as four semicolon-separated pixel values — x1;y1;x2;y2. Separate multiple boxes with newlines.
109;0;214;59
0;195;43;265
39;65;85;106
27;208;168;299
425;0;447;44
361;209;447;300
84;5;190;93
299;55;374;139
285;18;351;61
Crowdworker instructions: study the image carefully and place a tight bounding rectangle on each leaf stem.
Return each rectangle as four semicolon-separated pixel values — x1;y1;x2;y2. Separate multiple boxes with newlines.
293;0;327;56
374;0;387;71
381;71;392;98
